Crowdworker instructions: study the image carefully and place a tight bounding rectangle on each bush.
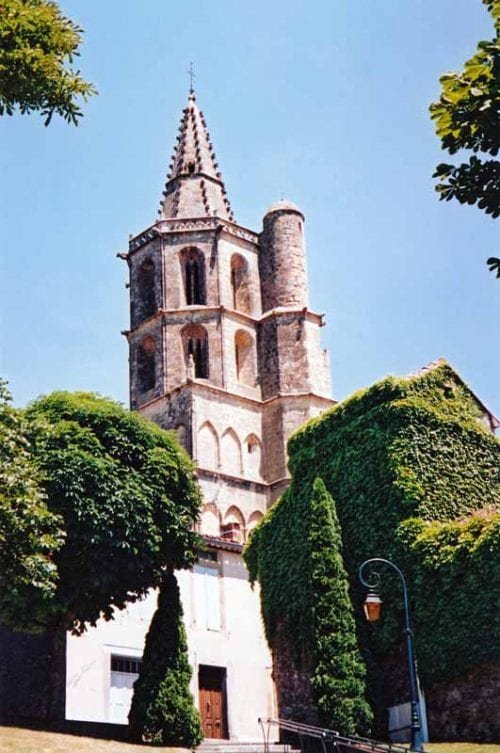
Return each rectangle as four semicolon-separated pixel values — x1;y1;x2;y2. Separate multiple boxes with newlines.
128;570;203;746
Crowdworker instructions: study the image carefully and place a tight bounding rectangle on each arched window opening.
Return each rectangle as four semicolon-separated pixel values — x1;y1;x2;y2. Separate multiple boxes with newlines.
247;510;264;534
230;254;251;314
137;336;156;392
197;421;219;470
235;330;255;386
244;433;263;479
182;325;209;379
220;428;242;476
137;258;156;320
182;248;206;306
200;504;221;537
222;505;245;544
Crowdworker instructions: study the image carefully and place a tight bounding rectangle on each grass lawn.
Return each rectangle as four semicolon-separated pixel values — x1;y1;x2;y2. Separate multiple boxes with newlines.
1;727;499;753
0;726;186;753
427;746;500;753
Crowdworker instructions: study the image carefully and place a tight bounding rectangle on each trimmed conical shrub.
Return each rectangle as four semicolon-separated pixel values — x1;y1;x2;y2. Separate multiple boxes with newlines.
128;570;203;746
308;477;373;735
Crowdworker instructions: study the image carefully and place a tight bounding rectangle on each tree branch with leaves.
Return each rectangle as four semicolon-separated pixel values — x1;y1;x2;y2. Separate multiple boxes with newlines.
430;0;500;274
0;0;96;125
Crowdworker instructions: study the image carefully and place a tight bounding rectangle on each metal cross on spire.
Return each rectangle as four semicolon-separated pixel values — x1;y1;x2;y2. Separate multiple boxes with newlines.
188;62;196;94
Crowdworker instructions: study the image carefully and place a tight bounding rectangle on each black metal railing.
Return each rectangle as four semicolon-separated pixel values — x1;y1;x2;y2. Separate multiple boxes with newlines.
259;718;410;753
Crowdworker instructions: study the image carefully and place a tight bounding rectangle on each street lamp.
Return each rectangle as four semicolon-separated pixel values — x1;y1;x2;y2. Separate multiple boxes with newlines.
358;558;424;753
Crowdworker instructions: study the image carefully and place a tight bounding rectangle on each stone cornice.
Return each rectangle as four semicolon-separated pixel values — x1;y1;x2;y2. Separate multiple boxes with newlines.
137;379;335;411
196;467;268;491
123;304;326;339
260;306;325;327
126;217;259;255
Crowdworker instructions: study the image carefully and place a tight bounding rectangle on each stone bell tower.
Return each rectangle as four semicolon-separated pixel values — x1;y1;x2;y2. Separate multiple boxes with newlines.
123;89;334;542
39;89;336;742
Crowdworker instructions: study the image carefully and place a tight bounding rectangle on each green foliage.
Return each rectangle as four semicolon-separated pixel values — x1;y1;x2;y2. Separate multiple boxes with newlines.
0;379;64;629
245;483;313;649
397;511;500;686
24;391;202;633
430;0;500;226
245;478;372;736
0;0;96;124
288;363;499;658
128;570;203;747
309;479;373;735
247;361;499;725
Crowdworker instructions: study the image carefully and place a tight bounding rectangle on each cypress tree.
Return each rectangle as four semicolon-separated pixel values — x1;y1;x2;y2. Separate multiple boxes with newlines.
309;477;373;735
128;569;203;746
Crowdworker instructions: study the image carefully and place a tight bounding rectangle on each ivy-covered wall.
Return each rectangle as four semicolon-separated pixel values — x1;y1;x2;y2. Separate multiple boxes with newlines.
245;361;500;740
245;478;373;735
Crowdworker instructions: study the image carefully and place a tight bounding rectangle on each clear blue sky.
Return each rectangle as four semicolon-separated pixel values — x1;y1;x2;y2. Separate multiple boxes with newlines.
1;0;499;417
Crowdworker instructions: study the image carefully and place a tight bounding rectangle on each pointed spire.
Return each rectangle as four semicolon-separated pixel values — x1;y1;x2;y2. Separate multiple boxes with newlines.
158;91;234;221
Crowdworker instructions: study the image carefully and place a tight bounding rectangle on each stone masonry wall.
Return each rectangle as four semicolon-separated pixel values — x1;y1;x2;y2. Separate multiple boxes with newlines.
271;619;317;725
425;662;500;742
259;209;309;312
274;313;310;394
262;401;286;483
0;625;66;721
129;239;162;329
129;317;164;410
140;387;194;455
258;318;280;400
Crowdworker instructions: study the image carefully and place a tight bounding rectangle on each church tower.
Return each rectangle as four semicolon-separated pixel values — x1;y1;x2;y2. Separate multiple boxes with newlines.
124;91;333;541
47;90;337;740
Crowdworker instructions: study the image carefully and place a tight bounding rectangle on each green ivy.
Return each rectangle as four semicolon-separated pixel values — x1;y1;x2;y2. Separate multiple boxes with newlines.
397;511;500;685
245;477;372;736
246;361;499;726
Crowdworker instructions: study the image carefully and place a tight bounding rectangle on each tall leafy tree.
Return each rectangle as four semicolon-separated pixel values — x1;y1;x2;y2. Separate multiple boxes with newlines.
15;391;201;720
245;477;372;737
129;570;203;747
24;391;202;634
0;380;64;628
430;0;500;274
0;0;96;124
308;478;373;736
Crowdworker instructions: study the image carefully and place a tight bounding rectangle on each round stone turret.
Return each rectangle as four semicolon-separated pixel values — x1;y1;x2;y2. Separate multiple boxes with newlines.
259;200;309;312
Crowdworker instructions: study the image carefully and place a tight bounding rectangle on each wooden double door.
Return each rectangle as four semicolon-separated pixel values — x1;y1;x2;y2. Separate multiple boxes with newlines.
198;665;228;739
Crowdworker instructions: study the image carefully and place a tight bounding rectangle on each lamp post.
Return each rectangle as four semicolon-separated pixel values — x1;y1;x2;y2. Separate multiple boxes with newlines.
358;558;424;752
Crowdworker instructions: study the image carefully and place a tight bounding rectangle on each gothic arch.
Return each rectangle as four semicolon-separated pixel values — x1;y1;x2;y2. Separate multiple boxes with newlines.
137;336;156;393
230;254;251;314
180;247;206;306
220;428;242;476
247;510;264;533
136;257;156;320
235;329;256;386
222;505;245;544
199;502;221;537
244;433;263;479
181;324;209;379
197;421;219;470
